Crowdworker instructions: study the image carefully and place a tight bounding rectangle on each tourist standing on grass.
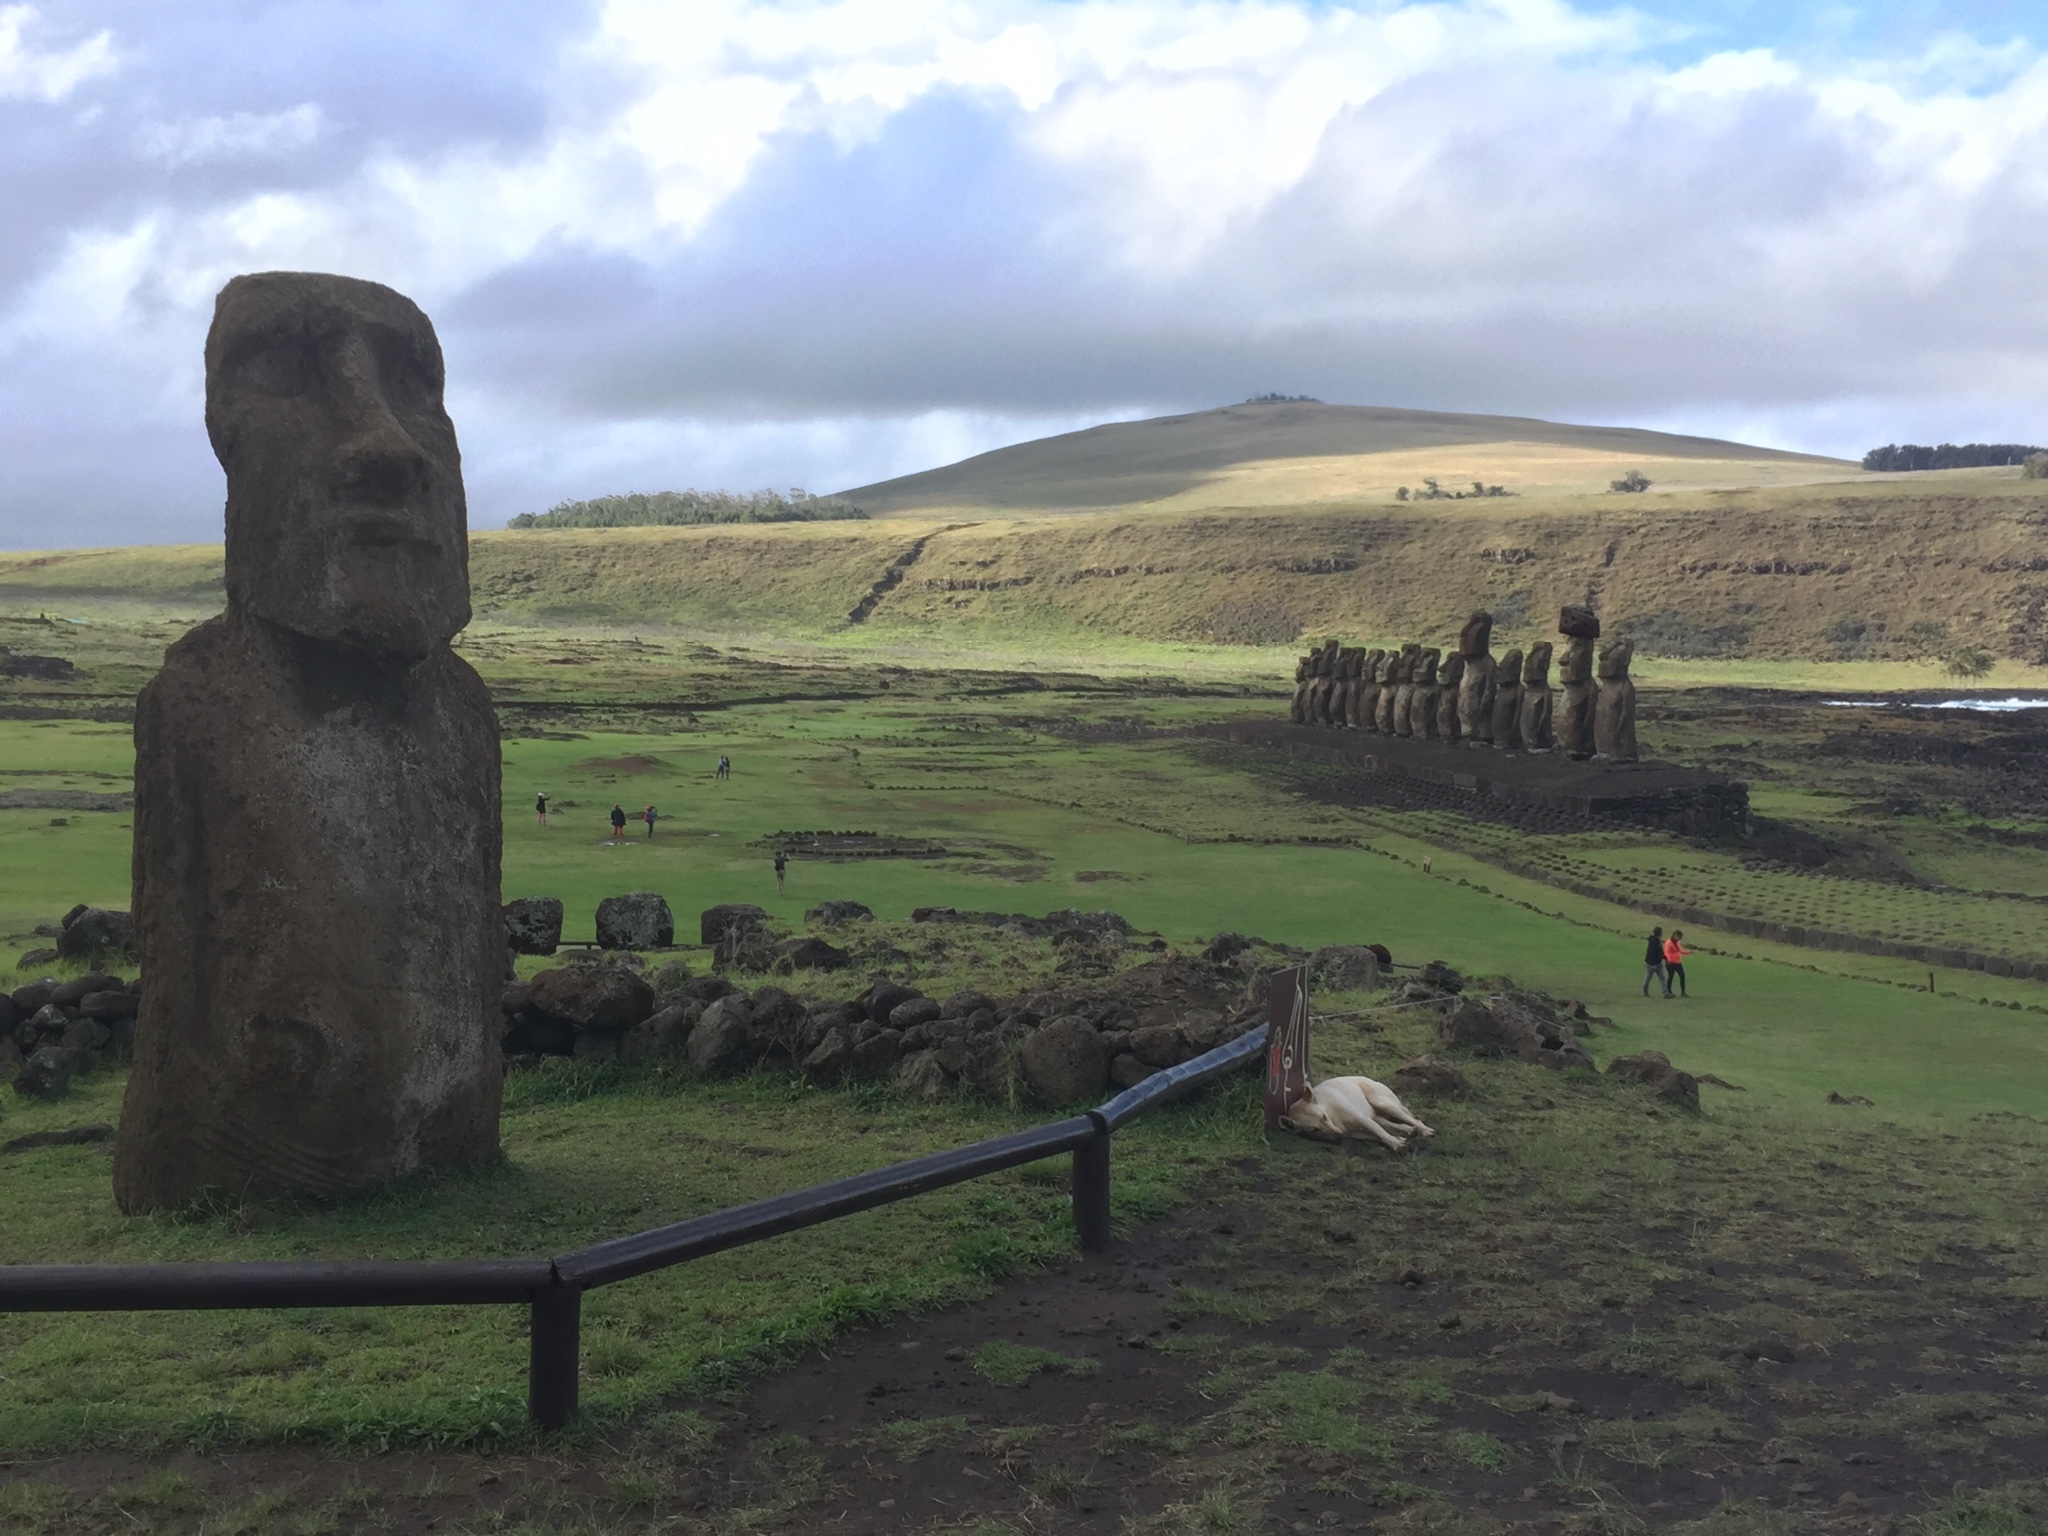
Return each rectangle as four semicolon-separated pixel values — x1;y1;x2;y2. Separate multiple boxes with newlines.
642;804;658;838
774;849;787;894
535;791;550;828
716;755;731;780
1642;926;1666;996
1663;930;1690;997
610;803;627;840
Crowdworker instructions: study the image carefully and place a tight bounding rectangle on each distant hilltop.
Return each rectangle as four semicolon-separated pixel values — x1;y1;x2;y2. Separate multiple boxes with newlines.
835;401;1854;517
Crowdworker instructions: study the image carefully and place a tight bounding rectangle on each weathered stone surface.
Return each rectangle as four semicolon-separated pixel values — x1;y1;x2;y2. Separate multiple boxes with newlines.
1390;1057;1470;1096
618;1003;699;1066
700;903;770;946
1355;648;1385;732
1488;994;1594;1070
1559;605;1601;640
16;1045;80;1100
960;1034;1014;1100
1519;642;1555;751
1309;944;1382;993
1436;996;1505;1054
802;1026;854;1083
596;891;673;950
864;981;922;1024
688;995;755;1075
1490;648;1524;749
889;996;943;1030
1110;1053;1155;1089
504;897;564;955
1435;653;1464;741
1456;612;1495;742
115;272;502;1214
1606;1049;1700;1109
895;1049;953;1102
58;907;133;964
528;965;655;1033
776;936;851;970
1557;635;1596;759
79;990;139;1023
1020;1015;1110;1105
804;900;873;925
52;973;122;1008
1594;638;1639;763
941;989;998;1019
848;1027;903;1081
1407;647;1440;739
1127;1024;1187;1068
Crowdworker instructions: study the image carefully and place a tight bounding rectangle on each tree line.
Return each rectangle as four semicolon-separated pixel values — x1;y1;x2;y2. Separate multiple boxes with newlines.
508;489;868;529
1862;443;2045;472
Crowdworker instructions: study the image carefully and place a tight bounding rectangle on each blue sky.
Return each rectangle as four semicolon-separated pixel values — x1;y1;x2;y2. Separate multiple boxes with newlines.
3;0;2046;546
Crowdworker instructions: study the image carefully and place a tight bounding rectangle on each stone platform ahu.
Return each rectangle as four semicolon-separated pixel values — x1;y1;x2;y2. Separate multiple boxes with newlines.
1271;605;1746;836
114;273;503;1214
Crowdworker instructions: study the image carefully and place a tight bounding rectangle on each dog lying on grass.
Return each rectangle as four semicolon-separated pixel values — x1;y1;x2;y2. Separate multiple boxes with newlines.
1280;1076;1436;1150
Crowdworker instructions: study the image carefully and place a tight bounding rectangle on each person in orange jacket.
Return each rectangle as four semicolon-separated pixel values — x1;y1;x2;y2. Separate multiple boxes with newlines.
1663;930;1690;997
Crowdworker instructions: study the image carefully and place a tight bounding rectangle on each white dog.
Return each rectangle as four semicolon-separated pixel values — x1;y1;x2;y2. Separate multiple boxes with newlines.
1280;1076;1436;1150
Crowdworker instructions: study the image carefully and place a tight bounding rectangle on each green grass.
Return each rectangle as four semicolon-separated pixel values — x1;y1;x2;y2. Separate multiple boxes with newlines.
967;1341;1099;1387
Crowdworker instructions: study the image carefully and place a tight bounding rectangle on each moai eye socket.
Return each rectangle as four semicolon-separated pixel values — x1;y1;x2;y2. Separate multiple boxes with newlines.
230;332;317;398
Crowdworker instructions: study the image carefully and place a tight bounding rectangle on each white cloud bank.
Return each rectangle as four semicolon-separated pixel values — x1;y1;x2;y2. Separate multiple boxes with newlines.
1;0;2046;545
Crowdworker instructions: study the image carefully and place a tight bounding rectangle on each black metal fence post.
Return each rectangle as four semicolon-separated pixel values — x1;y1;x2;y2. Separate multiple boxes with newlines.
528;1283;582;1429
1072;1115;1112;1252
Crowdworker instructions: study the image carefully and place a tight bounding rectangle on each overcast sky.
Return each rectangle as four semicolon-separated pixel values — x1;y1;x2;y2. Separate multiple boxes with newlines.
3;0;2045;548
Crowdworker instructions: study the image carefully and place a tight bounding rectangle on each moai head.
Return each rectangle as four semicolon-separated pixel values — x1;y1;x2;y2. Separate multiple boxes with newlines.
1597;637;1635;680
1459;611;1493;658
1364;647;1385;678
1558;604;1601;641
1321;639;1341;671
1400;642;1422;678
1438;652;1465;689
1414;647;1440;686
207;272;470;664
1523;641;1553;686
1497;647;1524;685
1375;649;1396;683
1296;655;1312;683
1342;647;1363;678
1557;637;1594;684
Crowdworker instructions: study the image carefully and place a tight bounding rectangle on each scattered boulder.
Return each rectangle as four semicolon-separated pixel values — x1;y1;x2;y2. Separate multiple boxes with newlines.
895;1050;952;1102
1419;961;1465;993
701;903;770;946
504;897;565;955
1390;1057;1470;1096
1127;1024;1187;1069
1020;1015;1110;1106
864;981;922;1024
527;966;655;1034
15;949;58;972
802;1027;855;1084
1436;997;1505;1054
889;996;943;1031
78;990;139;1023
960;1034;1014;1101
1606;1050;1701;1109
1487;994;1595;1071
940;989;998;1020
52;972;122;1008
1110;1053;1155;1090
56;907;133;964
1202;932;1252;964
688;995;756;1075
746;986;810;1059
14;1045;80;1100
806;900;874;926
849;1028;903;1082
596;892;674;950
618;1003;700;1066
1827;1091;1875;1107
1309;945;1382;993
715;927;776;972
776;936;850;971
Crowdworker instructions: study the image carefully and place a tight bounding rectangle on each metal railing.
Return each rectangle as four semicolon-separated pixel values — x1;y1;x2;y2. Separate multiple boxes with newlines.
0;1022;1269;1429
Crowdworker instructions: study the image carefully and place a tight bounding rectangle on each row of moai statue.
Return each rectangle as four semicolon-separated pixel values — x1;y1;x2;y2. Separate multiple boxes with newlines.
1288;607;1637;762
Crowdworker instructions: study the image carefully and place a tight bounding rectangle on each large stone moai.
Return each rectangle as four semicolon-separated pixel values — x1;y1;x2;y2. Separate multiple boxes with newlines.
1409;647;1442;739
1390;646;1419;736
1455;611;1495;744
1290;653;1313;723
1356;648;1386;731
1595;638;1639;762
1519;642;1555;750
1491;647;1524;750
1337;647;1363;727
1557;606;1599;760
114;273;504;1214
1313;640;1342;724
1435;652;1464;741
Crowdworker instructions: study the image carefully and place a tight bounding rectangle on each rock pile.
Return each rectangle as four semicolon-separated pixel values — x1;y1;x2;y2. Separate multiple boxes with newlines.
1393;963;1607;1072
3;972;141;1100
500;950;1257;1108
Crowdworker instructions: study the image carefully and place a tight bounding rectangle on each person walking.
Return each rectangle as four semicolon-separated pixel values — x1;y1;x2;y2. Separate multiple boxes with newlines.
535;791;550;828
610;803;627;840
1663;930;1690;997
642;804;658;839
1642;926;1666;997
773;849;787;894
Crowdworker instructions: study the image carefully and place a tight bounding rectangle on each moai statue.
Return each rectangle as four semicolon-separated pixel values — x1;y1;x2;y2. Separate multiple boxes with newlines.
1313;639;1342;724
1490;647;1524;750
1337;647;1363;727
1375;649;1403;733
1595;638;1639;762
1290;653;1313;724
1519;642;1555;751
1557;606;1600;760
115;273;503;1213
1456;611;1495;744
1409;647;1442;739
1356;648;1386;731
1435;652;1464;741
1390;646;1420;737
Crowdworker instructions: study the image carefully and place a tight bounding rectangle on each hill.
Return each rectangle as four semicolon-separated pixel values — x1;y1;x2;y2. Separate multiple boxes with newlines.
838;400;1856;515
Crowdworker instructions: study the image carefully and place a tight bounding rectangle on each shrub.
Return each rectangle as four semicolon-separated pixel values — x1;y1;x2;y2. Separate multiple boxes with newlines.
509;489;866;529
1945;645;1996;678
2025;452;2048;480
1610;470;1652;494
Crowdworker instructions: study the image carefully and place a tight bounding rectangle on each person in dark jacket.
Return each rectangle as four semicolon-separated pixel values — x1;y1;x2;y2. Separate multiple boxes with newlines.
610;803;627;840
1643;926;1667;997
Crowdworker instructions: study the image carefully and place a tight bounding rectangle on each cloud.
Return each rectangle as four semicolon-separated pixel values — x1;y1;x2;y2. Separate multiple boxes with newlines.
2;0;2048;547
0;5;114;102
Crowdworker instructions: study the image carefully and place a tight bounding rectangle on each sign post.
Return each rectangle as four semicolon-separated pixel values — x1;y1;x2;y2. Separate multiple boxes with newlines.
1264;963;1311;1130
